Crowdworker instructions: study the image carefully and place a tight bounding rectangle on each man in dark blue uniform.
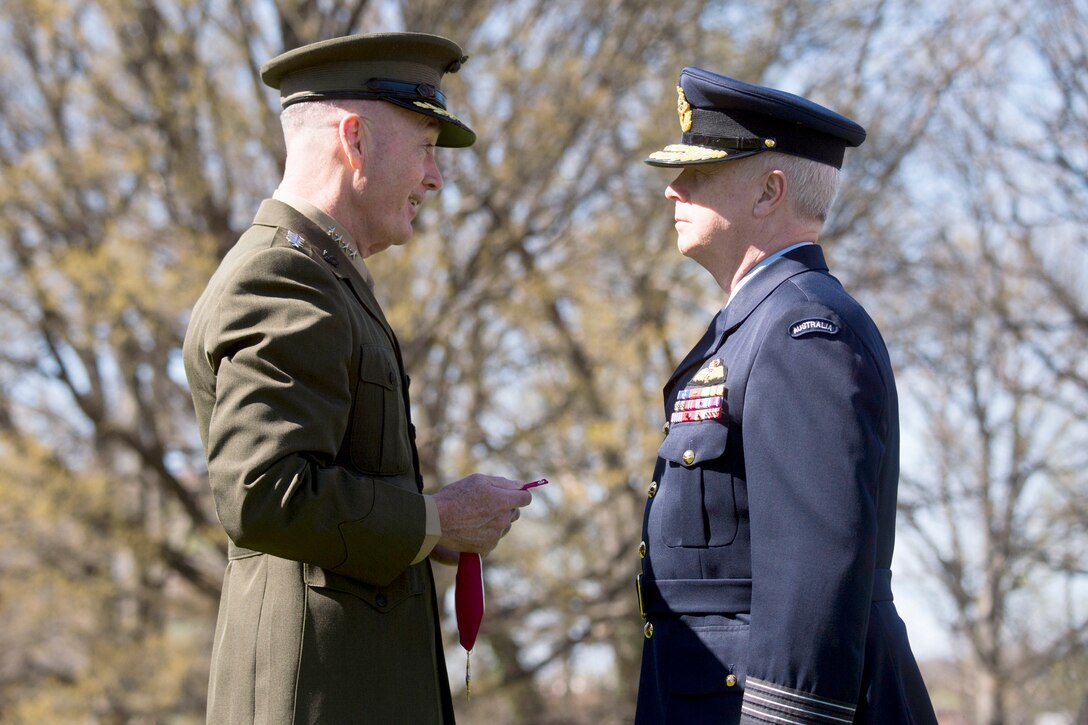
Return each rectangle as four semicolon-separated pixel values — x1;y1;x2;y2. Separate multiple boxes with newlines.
635;67;938;724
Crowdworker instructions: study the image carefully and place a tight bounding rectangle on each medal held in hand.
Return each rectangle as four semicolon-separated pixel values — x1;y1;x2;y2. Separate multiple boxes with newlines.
455;550;484;697
454;478;547;697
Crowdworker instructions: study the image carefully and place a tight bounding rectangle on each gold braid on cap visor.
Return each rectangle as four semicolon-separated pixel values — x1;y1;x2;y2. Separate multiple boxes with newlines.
647;144;730;163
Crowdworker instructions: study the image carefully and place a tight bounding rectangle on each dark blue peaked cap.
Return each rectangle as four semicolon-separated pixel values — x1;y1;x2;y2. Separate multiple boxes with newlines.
646;67;865;168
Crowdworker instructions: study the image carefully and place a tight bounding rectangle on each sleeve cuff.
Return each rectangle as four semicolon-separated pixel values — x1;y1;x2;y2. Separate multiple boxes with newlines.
740;676;856;724
410;494;442;565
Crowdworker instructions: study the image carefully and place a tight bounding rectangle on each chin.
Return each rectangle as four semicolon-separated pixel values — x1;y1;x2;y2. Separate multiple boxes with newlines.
677;236;700;258
377;228;413;250
678;240;713;267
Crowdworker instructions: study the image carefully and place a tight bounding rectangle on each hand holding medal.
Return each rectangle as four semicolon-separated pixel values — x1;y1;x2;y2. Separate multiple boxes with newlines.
455;478;547;696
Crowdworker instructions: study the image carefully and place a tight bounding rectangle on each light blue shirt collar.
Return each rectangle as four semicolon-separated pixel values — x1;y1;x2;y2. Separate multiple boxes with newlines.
727;241;814;306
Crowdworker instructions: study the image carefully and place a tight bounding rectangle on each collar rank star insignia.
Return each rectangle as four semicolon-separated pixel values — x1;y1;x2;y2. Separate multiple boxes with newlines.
691;358;726;385
327;227;359;259
676;85;693;133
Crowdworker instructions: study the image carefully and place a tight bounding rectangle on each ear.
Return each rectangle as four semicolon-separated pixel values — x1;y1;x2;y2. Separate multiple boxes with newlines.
753;168;787;218
338;113;366;171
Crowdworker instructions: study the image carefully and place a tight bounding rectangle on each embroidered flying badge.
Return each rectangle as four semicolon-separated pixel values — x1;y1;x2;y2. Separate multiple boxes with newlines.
690;358;726;384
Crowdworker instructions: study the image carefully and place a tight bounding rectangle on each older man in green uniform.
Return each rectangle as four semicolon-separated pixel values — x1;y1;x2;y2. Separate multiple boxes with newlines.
183;33;533;723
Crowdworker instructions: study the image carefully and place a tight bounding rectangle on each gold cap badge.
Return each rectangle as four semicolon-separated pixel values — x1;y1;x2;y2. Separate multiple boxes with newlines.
676;85;692;132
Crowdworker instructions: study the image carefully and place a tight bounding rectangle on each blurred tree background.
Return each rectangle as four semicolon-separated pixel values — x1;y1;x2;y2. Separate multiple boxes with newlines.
0;0;1086;722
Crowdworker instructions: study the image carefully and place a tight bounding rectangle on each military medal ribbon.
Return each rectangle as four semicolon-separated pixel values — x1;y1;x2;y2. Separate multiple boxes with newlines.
455;551;484;697
454;478;547;697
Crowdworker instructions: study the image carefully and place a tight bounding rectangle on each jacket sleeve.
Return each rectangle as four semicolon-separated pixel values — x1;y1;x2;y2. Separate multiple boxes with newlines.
739;302;887;724
200;243;425;586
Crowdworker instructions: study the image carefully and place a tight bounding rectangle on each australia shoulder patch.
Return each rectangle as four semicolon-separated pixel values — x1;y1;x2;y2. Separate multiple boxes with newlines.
789;318;839;338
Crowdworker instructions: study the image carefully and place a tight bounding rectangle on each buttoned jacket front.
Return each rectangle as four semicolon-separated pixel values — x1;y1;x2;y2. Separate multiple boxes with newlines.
635;245;936;725
184;200;454;724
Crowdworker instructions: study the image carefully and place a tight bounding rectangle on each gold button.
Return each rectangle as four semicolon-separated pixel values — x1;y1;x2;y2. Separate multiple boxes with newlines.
643;621;654;639
725;673;737;687
638;541;647;558
647;481;658;498
662;421;670;435
682;449;695;465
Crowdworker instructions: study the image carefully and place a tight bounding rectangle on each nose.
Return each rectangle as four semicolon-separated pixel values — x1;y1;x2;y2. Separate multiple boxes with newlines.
665;170;686;202
424;153;443;192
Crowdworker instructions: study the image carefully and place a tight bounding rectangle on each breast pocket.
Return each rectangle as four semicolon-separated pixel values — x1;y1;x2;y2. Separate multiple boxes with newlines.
657;420;738;547
349;344;412;475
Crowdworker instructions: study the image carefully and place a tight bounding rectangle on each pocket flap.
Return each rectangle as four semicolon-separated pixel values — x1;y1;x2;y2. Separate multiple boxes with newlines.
668;624;747;695
358;344;398;390
659;421;729;466
304;563;425;612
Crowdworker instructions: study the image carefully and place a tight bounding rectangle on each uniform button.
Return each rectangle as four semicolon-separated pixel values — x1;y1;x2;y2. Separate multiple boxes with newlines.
643;621;654;639
647;481;658;498
638;541;647;558
662;421;670;435
375;593;388;608
388;369;396;384
682;449;695;465
725;673;738;687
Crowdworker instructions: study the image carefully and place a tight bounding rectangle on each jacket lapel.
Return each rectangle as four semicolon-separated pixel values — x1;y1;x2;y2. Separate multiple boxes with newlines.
719;244;829;333
664;245;831;397
252;200;400;349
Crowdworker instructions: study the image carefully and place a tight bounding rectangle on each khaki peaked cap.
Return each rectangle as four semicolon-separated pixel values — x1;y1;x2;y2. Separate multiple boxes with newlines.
261;32;476;147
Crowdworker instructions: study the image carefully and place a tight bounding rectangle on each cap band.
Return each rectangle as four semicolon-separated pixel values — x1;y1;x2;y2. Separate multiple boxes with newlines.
282;78;450;110
364;78;447;107
682;132;775;151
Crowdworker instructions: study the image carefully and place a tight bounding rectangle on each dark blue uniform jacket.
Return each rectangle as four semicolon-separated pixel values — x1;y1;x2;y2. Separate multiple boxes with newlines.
636;245;937;724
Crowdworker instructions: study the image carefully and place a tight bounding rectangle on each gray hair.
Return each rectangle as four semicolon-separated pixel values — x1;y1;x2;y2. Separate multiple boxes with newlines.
744;151;842;223
280;99;372;143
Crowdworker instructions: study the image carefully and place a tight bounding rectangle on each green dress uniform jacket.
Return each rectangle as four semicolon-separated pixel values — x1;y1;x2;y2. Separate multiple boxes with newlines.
183;199;455;723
